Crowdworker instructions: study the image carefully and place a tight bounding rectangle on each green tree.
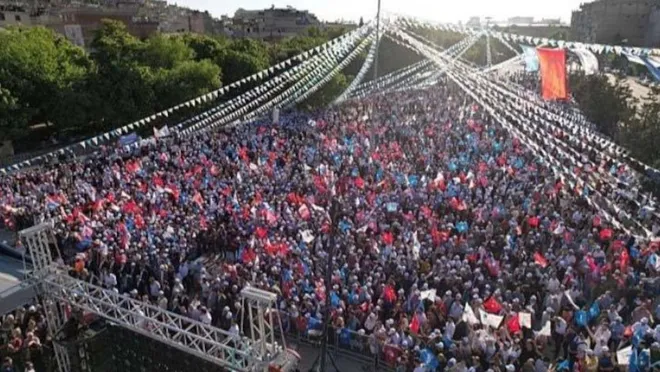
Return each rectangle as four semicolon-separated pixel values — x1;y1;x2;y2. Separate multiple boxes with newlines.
217;49;268;83
152;60;221;110
298;73;349;111
181;33;228;61
0;84;27;142
139;34;194;70
619;92;660;167
0;26;94;136
88;20;156;131
569;73;635;137
90;19;143;64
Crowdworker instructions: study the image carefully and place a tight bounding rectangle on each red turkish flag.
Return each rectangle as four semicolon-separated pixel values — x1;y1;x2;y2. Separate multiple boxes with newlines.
483;296;502;314
534;252;549;268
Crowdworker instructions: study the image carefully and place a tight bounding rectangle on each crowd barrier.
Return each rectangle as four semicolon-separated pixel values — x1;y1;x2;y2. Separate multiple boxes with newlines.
277;310;418;372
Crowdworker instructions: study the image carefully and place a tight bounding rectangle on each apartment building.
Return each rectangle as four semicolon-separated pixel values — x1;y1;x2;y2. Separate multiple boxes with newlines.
232;6;321;39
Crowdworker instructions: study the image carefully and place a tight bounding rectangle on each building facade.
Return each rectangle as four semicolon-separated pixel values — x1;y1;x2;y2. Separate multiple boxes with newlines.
508;16;535;25
646;5;660;46
0;2;53;28
48;7;157;46
232;6;321;39
571;0;660;47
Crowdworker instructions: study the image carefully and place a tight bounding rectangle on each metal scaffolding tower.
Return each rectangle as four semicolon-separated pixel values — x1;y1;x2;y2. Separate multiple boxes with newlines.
19;222;293;372
20;223;72;372
240;286;284;362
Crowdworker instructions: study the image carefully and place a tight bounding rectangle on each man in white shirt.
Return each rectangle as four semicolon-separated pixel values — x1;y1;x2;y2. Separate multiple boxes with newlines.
200;307;212;325
104;271;117;289
553;316;568;359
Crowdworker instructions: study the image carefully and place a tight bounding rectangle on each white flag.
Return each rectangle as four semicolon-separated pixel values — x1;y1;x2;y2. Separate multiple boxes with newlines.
153;125;171;138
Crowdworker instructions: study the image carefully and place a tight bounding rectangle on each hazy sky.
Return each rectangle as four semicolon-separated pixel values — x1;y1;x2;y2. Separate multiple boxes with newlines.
175;0;584;23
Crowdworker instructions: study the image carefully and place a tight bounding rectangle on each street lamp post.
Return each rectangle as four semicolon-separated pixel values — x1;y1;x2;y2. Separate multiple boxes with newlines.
373;0;382;80
310;199;343;372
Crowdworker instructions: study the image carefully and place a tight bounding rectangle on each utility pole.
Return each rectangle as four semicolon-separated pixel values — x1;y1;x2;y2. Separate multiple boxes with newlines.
311;199;342;372
373;0;382;80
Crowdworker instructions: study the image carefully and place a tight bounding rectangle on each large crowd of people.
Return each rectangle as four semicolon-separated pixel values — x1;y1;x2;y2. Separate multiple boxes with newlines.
0;75;659;372
0;304;48;372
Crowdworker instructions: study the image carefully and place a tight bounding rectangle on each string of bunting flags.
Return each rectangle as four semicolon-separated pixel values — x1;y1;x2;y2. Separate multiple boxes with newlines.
396;28;656;237
350;59;432;94
184;26;372;135
388;31;486;91
171;24;373;134
349;32;479;99
0;22;372;174
334;29;380;104
456;73;642;237
187;28;376;135
348;60;433;99
399;22;660;192
286;33;377;108
396;16;660;56
386;69;439;93
182;29;368;134
400;29;656;217
484;66;660;182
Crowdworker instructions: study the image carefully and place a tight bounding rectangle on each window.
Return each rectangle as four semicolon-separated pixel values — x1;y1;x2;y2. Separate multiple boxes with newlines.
15;14;21;22
0;12;5;21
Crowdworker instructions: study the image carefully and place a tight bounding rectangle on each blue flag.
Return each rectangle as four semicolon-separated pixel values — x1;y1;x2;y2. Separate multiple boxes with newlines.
521;45;539;72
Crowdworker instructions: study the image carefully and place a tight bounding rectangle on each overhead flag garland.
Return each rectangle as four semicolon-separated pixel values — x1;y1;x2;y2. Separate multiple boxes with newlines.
0;22;372;174
396;16;660;57
393;25;658;238
186;27;375;135
334;29;380;104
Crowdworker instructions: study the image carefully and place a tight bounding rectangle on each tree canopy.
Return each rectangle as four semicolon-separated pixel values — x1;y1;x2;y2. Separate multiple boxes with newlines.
0;22;360;149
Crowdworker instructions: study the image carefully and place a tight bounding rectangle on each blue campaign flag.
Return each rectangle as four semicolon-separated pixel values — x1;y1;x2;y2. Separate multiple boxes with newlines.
76;238;92;252
456;221;469;233
520;45;539;72
629;346;640;372
386;202;399;212
419;348;439;370
330;291;341;308
339;328;351;345
514;158;524;169
118;132;140;147
283;269;293;282
376;168;384;182
307;317;322;332
575;310;588;327
557;360;570;371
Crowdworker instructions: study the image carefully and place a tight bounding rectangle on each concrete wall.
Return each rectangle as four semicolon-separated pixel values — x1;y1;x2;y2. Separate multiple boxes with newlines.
646;6;660;46
571;0;658;46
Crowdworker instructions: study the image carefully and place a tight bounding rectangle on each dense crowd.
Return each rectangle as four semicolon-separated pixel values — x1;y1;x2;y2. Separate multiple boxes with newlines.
1;76;659;372
0;304;48;372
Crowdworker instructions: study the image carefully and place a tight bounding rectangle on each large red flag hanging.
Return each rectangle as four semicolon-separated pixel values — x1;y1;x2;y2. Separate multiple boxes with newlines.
537;48;568;101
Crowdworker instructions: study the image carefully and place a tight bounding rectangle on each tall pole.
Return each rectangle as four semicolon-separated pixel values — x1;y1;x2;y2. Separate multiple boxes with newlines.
373;0;382;80
316;200;341;372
